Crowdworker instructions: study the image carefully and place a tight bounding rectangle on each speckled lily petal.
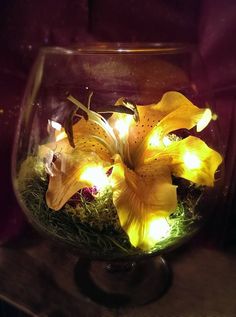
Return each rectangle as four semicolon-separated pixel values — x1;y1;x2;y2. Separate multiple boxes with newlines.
73;118;117;155
107;98;163;160
127;105;163;158
111;155;177;249
73;117;110;142
126;91;198;156
134;92;212;166
150;105;210;139
138;136;222;187
39;123;112;164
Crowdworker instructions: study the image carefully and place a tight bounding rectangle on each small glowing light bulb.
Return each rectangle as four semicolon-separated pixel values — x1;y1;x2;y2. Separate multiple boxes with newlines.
212;113;218;121
148;133;161;148
183;151;201;169
47;119;67;141
163;136;172;147
50;120;62;131
114;115;133;139
80;165;109;190
148;217;171;243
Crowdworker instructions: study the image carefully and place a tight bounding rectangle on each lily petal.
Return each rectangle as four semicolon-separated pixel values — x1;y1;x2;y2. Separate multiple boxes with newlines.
111;154;177;249
108;99;164;167
39;120;113;164
46;150;110;211
169;136;222;186
43;117;114;211
73;117;117;155
154;91;199;115
138;136;222;187
110;92;199;156
150;105;211;139
134;92;212;166
129;91;211;159
126;92;199;156
127;105;163;158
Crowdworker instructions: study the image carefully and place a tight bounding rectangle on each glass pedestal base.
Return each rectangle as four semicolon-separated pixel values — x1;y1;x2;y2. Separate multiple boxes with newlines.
74;256;172;308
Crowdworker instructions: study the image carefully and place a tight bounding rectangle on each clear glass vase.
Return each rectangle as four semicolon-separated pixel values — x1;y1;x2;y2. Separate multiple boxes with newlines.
12;43;223;306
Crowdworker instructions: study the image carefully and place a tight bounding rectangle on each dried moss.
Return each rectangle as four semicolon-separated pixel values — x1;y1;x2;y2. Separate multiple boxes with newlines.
64;189;121;232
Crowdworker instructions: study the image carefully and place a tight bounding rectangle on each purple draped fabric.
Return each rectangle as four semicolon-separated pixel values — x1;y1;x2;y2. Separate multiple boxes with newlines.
0;0;235;245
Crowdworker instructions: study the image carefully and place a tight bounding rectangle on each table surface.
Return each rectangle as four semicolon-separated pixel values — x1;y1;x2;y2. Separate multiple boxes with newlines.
0;229;236;317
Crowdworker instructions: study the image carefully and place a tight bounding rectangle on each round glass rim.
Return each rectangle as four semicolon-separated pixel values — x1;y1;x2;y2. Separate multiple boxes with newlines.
39;42;196;55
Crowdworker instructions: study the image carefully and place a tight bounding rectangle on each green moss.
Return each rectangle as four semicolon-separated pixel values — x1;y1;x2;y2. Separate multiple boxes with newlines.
17;156;203;259
64;189;121;231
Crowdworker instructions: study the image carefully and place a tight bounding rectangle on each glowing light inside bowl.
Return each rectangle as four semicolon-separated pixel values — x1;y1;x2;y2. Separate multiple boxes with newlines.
148;134;173;149
114;115;133;139
183;151;201;169
50;120;62;131
46;120;68;142
148;132;161;148
148;217;171;243
79;165;110;190
212;113;218;121
47;119;67;141
197;108;212;132
163;135;173;147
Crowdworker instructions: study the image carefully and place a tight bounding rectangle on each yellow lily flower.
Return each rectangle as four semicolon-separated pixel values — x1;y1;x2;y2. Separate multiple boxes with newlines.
43;91;222;250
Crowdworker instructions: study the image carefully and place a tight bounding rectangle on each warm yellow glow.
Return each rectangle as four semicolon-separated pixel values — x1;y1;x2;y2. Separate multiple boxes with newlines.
148;132;161;148
48;120;67;142
197;108;212;132
114;115;133;139
148;134;173;149
55;131;68;142
45;92;223;249
79;165;109;190
147;217;171;243
127;224;139;247
212;113;218;121
127;217;171;248
163;135;172;147
183;151;201;169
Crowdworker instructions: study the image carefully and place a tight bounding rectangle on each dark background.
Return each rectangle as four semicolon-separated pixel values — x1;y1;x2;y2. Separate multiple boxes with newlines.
0;1;236;315
0;0;236;254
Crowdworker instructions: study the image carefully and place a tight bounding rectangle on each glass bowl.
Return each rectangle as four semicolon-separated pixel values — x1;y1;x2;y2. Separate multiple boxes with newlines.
12;43;223;306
